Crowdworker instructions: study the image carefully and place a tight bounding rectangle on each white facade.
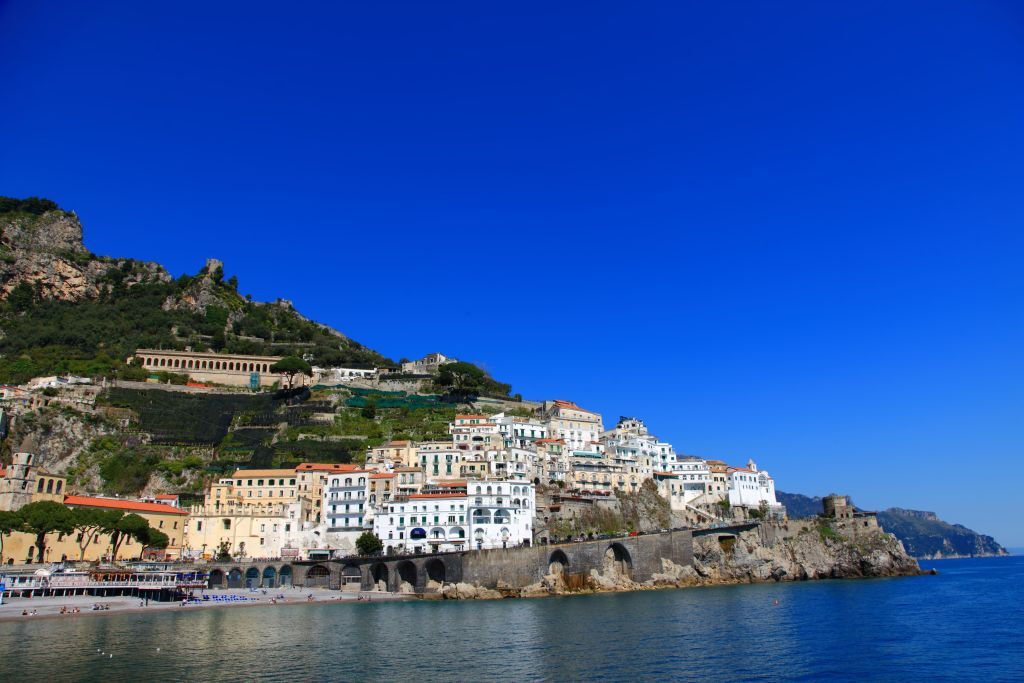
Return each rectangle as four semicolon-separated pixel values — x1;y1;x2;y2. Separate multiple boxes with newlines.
727;460;780;510
467;480;534;550
491;413;548;449
323;470;370;531
374;493;469;554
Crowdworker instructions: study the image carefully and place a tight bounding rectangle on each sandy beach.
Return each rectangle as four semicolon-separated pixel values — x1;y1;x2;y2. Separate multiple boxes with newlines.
0;587;411;622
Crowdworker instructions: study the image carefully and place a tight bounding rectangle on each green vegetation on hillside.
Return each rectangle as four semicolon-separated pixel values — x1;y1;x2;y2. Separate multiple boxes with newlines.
0;270;394;383
0;197;60;216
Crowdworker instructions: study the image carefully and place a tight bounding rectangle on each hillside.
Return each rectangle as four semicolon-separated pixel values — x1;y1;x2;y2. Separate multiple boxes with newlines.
777;491;1007;559
0;197;396;383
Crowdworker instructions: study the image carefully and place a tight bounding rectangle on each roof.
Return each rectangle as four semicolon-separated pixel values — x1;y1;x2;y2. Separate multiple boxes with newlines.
64;495;188;515
0;468;6;478
383;440;411;447
230;469;297;478
551;400;598;415
409;493;467;499
296;463;361;472
154;494;178;500
455;414;489;419
370;472;397;479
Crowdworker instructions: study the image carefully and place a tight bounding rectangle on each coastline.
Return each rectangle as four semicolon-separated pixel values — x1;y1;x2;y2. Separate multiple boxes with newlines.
0;588;410;623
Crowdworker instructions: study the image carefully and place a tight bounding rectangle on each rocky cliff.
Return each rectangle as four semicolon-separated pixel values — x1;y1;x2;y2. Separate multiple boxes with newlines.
0;208;169;302
778;490;1007;559
444;522;922;600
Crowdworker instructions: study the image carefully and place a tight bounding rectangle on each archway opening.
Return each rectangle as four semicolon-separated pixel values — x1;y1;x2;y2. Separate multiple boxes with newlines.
245;567;260;588
604;543;632;579
227;568;244;588
279;565;293;586
208;569;225;588
305;564;331;587
396;561;417;589
341;564;361;589
549;549;569;575
262;566;278;588
425;558;446;585
370;562;388;591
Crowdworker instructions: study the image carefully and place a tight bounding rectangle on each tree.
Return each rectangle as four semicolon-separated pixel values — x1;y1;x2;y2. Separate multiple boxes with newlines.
0;510;20;564
216;540;232;561
109;513;150;561
18;501;74;563
70;507;108;561
270;355;312;387
435;361;486;399
355;531;383;556
140;529;170;559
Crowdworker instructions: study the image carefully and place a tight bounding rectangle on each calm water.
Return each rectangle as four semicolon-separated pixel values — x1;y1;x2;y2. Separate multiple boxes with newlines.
1;557;1022;682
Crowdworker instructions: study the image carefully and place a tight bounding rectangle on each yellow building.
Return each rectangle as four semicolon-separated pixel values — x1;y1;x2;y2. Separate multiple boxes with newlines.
296;462;364;523
2;495;187;564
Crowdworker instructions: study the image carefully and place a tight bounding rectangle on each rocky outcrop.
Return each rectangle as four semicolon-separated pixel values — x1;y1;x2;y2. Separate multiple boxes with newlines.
876;508;1008;559
690;525;920;584
0;210;169;302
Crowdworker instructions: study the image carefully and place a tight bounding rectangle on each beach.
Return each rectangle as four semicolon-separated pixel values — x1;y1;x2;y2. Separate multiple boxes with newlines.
0;586;411;622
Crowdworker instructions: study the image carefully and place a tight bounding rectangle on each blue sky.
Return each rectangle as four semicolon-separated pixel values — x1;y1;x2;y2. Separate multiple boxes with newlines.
1;2;1022;545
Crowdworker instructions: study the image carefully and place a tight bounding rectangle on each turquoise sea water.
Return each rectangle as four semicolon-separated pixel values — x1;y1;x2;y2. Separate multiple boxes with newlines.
0;556;1021;682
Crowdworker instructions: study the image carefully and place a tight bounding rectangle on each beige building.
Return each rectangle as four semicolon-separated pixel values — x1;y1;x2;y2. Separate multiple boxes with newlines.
366;440;418;468
400;352;455;375
132;349;285;388
296;462;364;523
0;452;67;512
2;495;187;564
542;400;604;452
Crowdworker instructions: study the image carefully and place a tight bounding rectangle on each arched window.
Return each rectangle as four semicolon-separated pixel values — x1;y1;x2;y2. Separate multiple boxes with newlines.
486;486;492;494
55;481;62;494
345;478;352;486
46;479;53;493
476;486;482;494
37;479;44;492
358;478;365;486
331;478;338;486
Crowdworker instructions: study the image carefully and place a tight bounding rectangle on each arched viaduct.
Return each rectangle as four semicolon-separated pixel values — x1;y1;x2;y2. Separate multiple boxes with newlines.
203;524;757;593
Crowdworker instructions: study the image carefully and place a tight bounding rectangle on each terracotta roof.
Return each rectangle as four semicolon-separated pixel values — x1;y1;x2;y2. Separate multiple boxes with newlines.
0;468;6;477
370;472;397;479
154;494;178;500
65;495;188;515
231;469;297;477
296;463;361;472
383;440;411;446
552;400;598;415
409;493;467;499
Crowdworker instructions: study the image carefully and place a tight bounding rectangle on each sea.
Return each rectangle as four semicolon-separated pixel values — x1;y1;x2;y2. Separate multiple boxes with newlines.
0;556;1021;682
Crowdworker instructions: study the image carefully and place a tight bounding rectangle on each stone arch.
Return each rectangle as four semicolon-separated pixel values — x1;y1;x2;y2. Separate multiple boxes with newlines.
396;560;417;590
604;543;632;579
227;568;244;588
208;568;225;587
262;566;278;588
341;564;361;589
245;567;260;588
370;562;388;591
425;558;446;586
304;564;331;587
279;565;293;586
549;549;569;575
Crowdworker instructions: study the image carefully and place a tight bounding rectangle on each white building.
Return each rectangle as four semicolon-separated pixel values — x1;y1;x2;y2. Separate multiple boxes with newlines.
372;480;536;554
491;413;548;449
728;459;782;512
374;492;469;554
450;415;501;453
467;480;535;550
323;470;370;532
542;400;603;453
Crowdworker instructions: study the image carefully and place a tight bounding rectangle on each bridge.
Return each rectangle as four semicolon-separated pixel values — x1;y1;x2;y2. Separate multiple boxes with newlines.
203;523;759;593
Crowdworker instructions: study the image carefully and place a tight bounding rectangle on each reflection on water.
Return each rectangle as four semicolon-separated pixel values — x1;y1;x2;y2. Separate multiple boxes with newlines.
0;557;1021;682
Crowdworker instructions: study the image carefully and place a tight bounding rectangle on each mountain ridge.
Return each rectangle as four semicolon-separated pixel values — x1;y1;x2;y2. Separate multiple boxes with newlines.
776;491;1007;559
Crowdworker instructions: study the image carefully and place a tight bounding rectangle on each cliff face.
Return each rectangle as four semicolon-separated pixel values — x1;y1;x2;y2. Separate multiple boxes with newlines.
689;523;920;583
876;508;1007;559
778;491;1007;559
0;209;169;302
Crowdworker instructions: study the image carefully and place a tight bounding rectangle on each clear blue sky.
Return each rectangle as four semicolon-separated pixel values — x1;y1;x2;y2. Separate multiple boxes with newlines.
2;2;1022;545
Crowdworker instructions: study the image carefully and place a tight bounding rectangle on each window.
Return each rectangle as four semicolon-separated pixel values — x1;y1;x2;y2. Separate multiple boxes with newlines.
223;519;231;530
196;521;203;531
